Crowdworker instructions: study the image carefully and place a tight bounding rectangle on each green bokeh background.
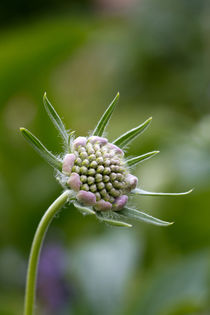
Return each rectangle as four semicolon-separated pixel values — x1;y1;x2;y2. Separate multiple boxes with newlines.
0;0;210;314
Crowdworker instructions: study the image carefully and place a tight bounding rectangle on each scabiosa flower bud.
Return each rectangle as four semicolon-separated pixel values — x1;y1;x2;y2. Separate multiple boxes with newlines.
21;92;192;227
61;135;133;211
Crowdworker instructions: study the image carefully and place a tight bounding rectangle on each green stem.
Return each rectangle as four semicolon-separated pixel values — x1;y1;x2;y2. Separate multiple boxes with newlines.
24;190;71;315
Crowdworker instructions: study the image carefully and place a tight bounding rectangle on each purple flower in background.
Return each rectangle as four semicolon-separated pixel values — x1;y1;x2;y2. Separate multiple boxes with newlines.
37;243;73;314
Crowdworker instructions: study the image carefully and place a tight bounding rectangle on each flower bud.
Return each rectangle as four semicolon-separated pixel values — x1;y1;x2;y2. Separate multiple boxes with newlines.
113;195;128;211
80;175;87;183
94;200;112;211
73;137;87;149
107;143;124;156
65;136;135;209
76;190;96;205
88;136;108;145
95;192;101;201
88;168;96;176
94;144;100;151
67;173;81;191
87;176;95;185
62;154;76;175
125;174;138;191
95;174;103;182
90;184;97;192
81;184;89;191
80;166;88;174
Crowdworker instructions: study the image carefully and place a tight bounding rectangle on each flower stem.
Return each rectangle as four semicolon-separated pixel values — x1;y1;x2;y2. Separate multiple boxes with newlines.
24;190;71;315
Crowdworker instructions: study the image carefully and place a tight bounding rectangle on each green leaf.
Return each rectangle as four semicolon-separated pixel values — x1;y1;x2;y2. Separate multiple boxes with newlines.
73;201;96;215
96;212;132;227
113;117;152;149
43;93;69;148
92;92;119;137
120;207;173;226
20;128;62;170
132;187;193;196
127;151;159;167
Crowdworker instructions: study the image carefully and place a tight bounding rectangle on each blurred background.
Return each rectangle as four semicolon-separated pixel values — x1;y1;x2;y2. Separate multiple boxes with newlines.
0;0;210;314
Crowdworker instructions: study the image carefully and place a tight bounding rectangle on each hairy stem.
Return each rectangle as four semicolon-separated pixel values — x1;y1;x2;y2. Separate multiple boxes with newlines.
24;190;71;315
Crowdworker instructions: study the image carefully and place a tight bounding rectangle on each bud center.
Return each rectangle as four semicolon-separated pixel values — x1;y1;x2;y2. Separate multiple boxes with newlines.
71;139;128;203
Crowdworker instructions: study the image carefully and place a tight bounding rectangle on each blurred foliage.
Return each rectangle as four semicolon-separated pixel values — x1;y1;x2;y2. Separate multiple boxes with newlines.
0;0;91;26
0;0;210;314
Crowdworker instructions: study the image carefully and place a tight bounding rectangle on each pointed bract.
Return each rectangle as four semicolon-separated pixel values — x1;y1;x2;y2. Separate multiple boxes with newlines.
120;207;173;226
43;93;69;149
127;151;159;167
132;188;193;196
20;128;62;170
92;92;119;137
96;212;132;227
113;117;152;149
73;201;96;215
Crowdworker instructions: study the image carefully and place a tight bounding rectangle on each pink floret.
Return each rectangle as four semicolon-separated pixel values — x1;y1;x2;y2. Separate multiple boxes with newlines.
88;136;108;145
113;195;128;211
62;154;76;175
67;173;81;192
76;190;96;206
126;174;138;191
73;137;87;149
108;143;124;156
94;200;112;211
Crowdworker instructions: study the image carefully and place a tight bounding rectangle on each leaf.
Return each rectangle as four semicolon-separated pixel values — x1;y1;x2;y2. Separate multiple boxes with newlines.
132;187;193;196
96;212;132;227
73;201;96;215
127;151;159;167
120;207;173;226
20;128;62;170
43;93;69;148
92;92;119;137
113;117;152;149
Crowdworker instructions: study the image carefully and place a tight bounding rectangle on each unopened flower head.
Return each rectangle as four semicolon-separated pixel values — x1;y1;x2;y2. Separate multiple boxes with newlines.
62;136;137;211
20;92;192;227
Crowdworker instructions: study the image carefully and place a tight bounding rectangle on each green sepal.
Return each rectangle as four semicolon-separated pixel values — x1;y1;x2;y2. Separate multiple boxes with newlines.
120;207;173;226
96;211;132;227
127;151;159;167
131;187;193;196
92;92;119;137
73;201;96;216
113;117;152;149
43;93;69;149
20;128;62;170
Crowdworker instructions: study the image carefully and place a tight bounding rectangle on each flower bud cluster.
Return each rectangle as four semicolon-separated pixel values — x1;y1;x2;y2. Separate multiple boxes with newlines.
62;136;138;211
